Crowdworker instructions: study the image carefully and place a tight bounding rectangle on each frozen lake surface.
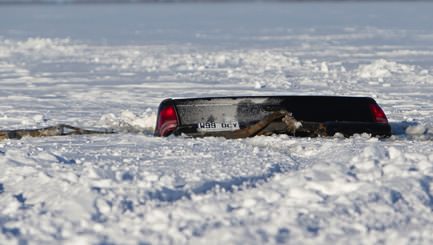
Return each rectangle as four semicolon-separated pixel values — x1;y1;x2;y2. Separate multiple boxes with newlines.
1;2;433;244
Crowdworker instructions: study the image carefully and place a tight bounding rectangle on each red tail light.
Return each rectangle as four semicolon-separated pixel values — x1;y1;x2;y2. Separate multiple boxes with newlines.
156;105;178;136
369;104;388;123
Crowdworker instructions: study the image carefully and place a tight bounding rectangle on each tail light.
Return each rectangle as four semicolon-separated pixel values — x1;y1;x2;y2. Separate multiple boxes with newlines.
369;103;388;123
156;104;178;136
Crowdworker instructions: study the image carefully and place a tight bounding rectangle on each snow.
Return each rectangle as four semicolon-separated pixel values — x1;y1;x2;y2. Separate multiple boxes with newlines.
1;2;433;244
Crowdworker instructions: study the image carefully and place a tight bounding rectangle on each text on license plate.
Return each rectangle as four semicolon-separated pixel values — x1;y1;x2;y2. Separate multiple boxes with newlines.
197;122;240;132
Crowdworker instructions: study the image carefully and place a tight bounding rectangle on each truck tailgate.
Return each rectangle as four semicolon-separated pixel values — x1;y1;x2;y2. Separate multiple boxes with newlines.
154;96;391;138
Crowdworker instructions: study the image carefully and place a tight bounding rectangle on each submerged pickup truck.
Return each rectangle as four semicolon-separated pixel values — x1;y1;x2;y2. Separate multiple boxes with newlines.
154;96;391;138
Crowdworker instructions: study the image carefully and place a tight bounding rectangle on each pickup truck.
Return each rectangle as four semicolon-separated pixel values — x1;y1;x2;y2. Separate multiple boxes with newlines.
154;96;391;138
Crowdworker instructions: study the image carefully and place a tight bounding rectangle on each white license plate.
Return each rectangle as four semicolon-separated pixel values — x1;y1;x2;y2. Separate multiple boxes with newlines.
197;121;240;132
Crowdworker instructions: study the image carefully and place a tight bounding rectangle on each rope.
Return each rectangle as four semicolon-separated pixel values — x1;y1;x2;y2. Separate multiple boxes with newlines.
224;110;294;139
0;124;115;141
0;112;328;140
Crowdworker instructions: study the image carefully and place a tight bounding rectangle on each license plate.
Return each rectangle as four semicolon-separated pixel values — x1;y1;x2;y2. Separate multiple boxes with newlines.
197;121;240;132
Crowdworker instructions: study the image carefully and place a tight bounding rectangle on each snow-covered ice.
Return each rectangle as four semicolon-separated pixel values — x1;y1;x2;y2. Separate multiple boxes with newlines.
1;2;433;244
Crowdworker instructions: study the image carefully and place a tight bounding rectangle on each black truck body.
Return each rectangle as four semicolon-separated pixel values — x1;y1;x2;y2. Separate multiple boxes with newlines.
154;96;391;138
